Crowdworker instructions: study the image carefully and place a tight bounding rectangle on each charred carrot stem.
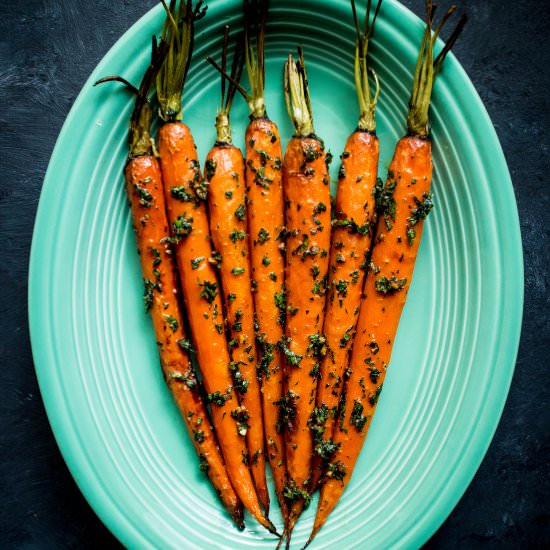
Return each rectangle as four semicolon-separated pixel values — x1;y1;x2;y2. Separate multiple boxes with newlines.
309;0;382;493
204;26;270;514
308;3;467;544
155;1;277;535
95;37;244;528
281;48;332;546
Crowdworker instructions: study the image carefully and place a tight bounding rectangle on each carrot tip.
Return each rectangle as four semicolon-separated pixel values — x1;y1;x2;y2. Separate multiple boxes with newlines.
269;525;282;538
233;512;245;531
303;533;315;549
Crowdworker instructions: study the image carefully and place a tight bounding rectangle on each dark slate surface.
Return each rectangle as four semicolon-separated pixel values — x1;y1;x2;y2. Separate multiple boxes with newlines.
1;0;548;547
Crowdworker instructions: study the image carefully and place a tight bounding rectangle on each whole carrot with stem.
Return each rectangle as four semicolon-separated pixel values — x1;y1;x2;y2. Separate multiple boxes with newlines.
280;48;332;547
307;4;468;544
309;0;382;493
208;0;288;522
243;0;287;521
94;37;244;528
204;26;269;514
155;0;277;535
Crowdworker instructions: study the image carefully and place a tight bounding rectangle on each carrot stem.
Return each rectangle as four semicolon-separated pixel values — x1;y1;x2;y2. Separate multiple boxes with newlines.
284;48;314;136
407;1;466;136
351;0;382;131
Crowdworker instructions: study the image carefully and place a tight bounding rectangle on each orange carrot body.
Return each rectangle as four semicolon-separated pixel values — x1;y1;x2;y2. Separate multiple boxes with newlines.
283;136;331;521
124;154;243;526
312;136;433;538
245;117;287;516
158;121;274;533
310;131;379;489
205;142;269;512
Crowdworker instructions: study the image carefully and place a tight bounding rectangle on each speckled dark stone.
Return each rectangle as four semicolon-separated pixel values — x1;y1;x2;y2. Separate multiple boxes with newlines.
1;1;548;548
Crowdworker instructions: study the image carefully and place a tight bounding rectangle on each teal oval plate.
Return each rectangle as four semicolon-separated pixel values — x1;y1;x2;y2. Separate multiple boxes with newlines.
29;0;523;548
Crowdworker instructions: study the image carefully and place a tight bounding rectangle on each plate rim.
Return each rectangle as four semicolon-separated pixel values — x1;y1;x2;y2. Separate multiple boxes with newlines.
28;0;524;548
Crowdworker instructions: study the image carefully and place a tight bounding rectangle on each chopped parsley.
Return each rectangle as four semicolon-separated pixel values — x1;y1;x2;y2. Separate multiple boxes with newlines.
327;461;346;481
198;280;218;303
334;279;349;298
163;314;179;332
231;407;250;436
170;186;195;202
369;384;383;406
350;400;368;432
134;182;153;207
374;276;407;294
191;257;205;270
315;438;340;461
143;278;159;312
257;227;270;244
278;337;302;366
172;214;194;239
208;391;231;406
283;481;311;506
176;338;194;353
368;366;380;384
313;202;327;215
234;203;246;221
167;369;197;391
205;159;217;180
407;193;434;226
229;229;246;242
275;390;298;433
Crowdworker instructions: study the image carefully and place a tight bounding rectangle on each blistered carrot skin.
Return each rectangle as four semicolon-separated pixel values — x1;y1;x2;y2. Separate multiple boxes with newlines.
124;156;243;528
308;2;467;543
245;117;286;514
158;123;274;534
206;141;269;512
310;130;379;490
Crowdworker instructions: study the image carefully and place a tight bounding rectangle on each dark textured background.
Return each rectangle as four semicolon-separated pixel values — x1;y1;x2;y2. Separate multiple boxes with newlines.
1;0;548;548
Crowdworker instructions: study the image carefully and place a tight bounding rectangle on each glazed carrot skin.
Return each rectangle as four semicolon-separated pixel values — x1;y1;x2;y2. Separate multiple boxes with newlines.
205;142;269;512
283;135;331;501
245;117;286;515
312;136;433;539
158;122;274;533
124;154;243;527
310;131;379;490
308;3;467;543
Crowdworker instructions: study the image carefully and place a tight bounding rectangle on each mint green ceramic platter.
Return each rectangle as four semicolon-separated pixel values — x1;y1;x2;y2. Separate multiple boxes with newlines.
29;0;523;548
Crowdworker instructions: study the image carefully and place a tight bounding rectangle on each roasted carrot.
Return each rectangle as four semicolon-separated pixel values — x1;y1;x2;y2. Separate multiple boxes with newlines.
309;0;382;492
155;0;276;535
204;27;269;513
308;4;467;544
243;0;287;522
94;38;243;528
208;0;288;522
280;48;332;545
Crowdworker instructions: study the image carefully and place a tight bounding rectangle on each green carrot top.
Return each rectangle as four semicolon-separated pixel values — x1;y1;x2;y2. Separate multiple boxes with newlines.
94;37;168;158
407;1;467;137
351;0;382;132
156;0;207;122
284;47;315;137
